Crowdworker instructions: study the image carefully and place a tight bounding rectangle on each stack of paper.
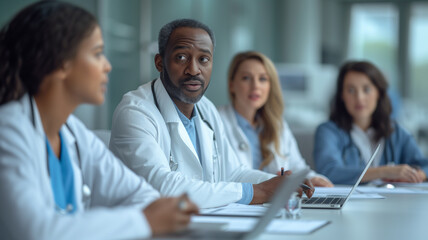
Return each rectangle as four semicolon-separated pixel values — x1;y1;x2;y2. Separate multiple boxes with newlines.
191;216;329;234
356;186;428;194
200;203;274;217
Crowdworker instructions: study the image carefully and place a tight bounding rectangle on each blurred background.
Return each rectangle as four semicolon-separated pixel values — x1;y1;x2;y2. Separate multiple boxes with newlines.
2;0;428;162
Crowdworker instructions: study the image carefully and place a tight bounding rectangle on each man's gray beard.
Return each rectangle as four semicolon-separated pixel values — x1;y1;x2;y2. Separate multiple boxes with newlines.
161;67;207;104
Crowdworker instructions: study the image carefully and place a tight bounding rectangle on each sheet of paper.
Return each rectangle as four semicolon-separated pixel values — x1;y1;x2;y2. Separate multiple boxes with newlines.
200;203;276;217
191;216;329;234
356;186;428;194
349;193;385;199
370;179;428;189
266;219;330;234
383;182;428;189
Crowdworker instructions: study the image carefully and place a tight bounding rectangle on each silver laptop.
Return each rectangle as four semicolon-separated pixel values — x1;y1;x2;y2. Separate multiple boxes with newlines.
155;168;310;240
302;144;381;209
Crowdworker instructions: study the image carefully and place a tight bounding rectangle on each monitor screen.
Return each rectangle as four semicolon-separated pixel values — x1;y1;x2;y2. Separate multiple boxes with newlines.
279;72;307;92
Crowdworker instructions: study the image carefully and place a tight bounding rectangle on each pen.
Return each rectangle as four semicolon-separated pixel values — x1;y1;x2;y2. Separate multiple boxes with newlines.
300;183;313;191
178;193;189;211
280;167;312;190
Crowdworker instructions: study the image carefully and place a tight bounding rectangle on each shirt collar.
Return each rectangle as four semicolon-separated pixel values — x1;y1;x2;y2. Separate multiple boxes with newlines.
174;103;198;125
234;110;262;133
352;124;376;139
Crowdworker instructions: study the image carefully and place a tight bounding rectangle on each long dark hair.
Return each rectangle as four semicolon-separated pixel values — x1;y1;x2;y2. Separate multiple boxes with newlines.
330;61;393;141
0;0;97;105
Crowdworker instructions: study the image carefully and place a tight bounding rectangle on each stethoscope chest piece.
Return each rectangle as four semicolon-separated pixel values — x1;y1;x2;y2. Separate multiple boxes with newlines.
239;142;248;151
82;184;91;198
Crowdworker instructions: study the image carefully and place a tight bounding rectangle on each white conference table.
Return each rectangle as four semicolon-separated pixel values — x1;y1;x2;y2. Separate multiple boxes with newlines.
259;192;428;240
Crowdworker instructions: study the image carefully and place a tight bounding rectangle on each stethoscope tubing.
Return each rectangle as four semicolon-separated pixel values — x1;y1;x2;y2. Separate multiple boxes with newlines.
151;79;219;172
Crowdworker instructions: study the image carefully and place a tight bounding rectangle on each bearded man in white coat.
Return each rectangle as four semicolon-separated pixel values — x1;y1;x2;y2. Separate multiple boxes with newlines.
109;19;313;208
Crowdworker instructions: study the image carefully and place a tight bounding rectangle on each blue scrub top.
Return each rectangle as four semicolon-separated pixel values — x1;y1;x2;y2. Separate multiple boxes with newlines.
46;132;77;213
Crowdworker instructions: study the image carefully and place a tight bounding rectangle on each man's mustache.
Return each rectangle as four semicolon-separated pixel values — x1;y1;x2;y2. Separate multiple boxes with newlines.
180;76;204;84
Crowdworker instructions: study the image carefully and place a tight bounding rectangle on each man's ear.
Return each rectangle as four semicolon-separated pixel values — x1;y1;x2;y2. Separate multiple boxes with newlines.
154;54;163;73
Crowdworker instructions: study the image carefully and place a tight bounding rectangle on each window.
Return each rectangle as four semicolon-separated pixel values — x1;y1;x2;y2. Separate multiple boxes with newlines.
409;3;428;105
347;3;399;89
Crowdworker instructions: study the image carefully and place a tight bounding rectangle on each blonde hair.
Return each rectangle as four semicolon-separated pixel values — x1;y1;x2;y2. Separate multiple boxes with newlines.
227;51;284;169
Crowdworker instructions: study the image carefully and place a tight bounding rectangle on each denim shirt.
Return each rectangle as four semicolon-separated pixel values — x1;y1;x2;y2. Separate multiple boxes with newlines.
314;121;428;184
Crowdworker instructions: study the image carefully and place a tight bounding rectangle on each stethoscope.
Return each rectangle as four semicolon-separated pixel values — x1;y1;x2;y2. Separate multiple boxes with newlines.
239;142;248;151
29;97;91;214
235;128;291;162
151;79;220;174
342;133;394;166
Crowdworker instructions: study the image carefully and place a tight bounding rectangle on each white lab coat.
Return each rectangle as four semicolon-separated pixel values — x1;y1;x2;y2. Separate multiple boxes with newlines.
110;79;274;208
217;105;327;180
0;94;159;240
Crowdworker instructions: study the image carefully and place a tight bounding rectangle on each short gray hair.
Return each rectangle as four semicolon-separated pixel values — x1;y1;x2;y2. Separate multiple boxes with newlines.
158;18;215;57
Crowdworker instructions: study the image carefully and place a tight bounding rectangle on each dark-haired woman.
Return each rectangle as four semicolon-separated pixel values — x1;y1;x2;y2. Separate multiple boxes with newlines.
0;1;197;239
314;61;428;185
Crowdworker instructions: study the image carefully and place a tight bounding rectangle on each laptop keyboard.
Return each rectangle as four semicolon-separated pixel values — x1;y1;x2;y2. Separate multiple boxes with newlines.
302;196;346;205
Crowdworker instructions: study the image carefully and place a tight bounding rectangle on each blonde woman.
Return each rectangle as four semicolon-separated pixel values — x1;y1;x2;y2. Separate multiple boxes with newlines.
218;51;333;187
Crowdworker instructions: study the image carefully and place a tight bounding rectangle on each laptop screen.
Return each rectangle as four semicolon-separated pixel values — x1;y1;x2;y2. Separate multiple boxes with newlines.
341;144;381;204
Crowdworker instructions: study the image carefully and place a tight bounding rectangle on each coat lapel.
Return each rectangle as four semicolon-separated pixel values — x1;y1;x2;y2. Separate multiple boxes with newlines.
153;79;201;168
195;111;214;181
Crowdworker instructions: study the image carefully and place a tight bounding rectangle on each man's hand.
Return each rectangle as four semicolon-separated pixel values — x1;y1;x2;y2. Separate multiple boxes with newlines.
251;176;283;204
300;178;315;198
251;170;314;204
143;194;199;236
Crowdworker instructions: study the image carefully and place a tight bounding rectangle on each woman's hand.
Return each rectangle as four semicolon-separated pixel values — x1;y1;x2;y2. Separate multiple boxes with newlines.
381;164;425;183
310;177;334;187
143;194;199;236
416;169;427;182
